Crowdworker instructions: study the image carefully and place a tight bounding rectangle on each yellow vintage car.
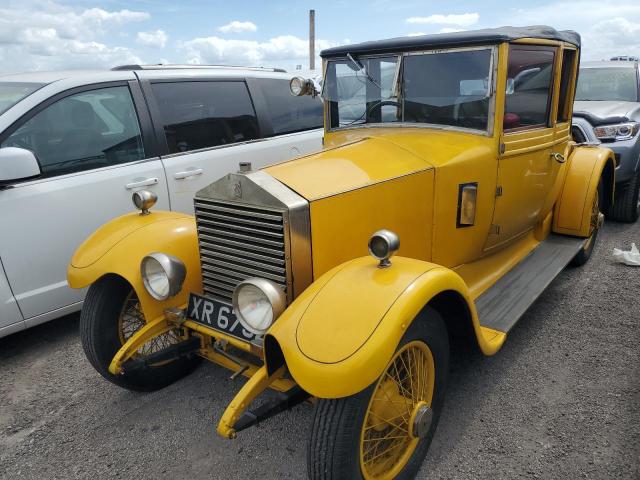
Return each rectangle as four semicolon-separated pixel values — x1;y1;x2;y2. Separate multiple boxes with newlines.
68;26;615;479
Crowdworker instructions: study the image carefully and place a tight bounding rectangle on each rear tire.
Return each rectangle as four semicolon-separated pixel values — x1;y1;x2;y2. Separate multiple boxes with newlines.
80;275;200;392
571;180;603;267
608;170;640;223
307;307;449;480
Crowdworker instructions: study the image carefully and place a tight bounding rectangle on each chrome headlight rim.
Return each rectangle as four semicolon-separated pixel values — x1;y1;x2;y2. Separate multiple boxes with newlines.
140;253;186;301
593;121;639;141
232;278;286;335
368;229;400;267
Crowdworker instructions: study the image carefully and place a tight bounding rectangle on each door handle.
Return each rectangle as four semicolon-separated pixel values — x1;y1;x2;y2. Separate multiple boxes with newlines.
125;177;159;189
174;168;204;180
551;152;566;164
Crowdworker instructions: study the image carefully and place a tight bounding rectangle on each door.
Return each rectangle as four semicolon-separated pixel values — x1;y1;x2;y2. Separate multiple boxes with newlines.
144;78;324;214
485;44;560;249
0;83;169;321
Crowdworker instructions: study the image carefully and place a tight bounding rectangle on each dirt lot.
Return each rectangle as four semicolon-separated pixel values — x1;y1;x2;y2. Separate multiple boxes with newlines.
1;221;639;480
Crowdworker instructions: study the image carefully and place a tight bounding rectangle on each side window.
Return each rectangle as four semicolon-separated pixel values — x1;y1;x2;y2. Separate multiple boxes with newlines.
258;79;323;135
151;81;259;154
1;86;145;178
504;45;556;131
556;49;577;122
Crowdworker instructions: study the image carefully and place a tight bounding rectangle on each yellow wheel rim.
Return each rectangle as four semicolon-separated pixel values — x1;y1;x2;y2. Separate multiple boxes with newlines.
583;188;602;251
117;290;179;356
360;340;436;480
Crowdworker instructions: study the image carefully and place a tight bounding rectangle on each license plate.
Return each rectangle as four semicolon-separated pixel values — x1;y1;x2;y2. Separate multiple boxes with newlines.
187;293;255;342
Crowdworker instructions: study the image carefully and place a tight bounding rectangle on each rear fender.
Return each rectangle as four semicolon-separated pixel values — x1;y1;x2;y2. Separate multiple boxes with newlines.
67;211;201;321
553;145;615;237
264;256;505;399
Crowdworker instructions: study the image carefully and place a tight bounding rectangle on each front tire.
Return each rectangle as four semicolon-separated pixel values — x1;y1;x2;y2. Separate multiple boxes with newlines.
308;307;449;480
80;275;200;392
608;171;640;223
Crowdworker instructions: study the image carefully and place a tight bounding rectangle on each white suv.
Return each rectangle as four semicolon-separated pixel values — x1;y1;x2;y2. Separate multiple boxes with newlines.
0;65;324;337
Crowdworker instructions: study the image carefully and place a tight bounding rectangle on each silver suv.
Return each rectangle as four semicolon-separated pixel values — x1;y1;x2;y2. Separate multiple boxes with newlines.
0;65;323;338
572;60;640;222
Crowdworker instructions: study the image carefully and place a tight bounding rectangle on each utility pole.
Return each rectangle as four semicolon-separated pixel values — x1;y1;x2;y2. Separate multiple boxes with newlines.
309;9;315;70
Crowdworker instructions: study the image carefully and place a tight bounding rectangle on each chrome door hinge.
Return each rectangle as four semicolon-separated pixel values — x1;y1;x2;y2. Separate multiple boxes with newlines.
489;224;501;235
495;186;503;197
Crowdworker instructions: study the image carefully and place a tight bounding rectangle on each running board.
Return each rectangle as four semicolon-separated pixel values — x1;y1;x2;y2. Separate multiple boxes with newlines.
476;234;586;334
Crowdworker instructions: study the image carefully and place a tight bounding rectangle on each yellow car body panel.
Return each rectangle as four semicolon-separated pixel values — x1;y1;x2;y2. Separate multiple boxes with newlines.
309;169;434;277
265;136;432;201
67;211;202;321
266;256;505;399
553;146;616;237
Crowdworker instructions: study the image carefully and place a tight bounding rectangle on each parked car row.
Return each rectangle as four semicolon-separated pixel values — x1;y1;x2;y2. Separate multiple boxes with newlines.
571;59;640;222
0;65;323;337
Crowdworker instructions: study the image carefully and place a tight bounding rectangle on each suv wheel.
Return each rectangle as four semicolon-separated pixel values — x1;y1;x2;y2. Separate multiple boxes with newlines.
608;170;640;223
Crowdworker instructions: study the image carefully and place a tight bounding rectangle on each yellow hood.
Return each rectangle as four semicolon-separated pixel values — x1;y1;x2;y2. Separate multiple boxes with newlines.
265;136;433;201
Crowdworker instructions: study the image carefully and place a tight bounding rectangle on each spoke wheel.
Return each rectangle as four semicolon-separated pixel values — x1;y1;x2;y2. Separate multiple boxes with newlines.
117;291;179;356
360;341;435;480
80;275;200;392
307;307;448;480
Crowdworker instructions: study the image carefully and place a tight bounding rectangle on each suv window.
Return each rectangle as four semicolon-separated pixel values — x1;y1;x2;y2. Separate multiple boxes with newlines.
1;86;145;178
504;45;555;131
258;79;323;135
151;81;259;154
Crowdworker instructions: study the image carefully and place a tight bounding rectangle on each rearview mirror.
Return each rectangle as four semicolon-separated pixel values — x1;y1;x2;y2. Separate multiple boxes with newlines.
0;147;41;185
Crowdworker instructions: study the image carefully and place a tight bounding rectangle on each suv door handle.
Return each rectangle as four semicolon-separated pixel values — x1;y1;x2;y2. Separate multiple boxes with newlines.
551;152;566;164
125;177;159;189
174;168;204;180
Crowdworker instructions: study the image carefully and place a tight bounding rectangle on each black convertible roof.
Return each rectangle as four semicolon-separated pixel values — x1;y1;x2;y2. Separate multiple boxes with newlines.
321;25;580;58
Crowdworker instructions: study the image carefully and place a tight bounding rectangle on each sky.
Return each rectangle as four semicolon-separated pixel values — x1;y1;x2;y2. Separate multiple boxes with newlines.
0;0;639;74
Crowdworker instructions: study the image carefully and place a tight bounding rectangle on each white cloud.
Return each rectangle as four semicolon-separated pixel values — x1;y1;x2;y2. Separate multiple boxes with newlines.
406;13;479;27
499;1;640;60
439;27;465;33
0;2;148;72
137;30;168;48
182;34;337;67
406;32;427;37
218;21;257;34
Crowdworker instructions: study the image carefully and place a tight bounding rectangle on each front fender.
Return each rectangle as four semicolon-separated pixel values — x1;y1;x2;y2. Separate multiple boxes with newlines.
67;210;201;321
265;256;504;399
553;145;615;237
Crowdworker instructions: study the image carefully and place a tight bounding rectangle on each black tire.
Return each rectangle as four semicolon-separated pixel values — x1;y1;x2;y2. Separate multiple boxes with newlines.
607;171;640;223
571;179;604;267
80;275;200;392
307;307;449;480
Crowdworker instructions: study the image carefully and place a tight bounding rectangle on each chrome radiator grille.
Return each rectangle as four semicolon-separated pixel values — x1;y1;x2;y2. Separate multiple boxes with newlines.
194;197;288;303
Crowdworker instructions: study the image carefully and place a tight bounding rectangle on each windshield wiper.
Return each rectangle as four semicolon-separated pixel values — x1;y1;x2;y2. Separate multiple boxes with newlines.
347;53;382;89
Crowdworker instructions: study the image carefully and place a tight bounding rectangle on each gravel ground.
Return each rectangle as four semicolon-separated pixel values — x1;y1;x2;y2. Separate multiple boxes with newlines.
1;221;638;480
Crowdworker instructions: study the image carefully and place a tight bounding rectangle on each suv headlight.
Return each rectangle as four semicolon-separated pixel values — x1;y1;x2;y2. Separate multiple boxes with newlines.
594;122;639;141
140;253;186;301
232;278;286;335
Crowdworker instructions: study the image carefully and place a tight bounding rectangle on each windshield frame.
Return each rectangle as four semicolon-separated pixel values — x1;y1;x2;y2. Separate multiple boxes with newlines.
323;44;498;137
0;82;47;116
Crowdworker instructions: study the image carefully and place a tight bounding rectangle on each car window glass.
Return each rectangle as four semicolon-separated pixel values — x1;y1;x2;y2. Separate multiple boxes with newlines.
258;79;323;135
557;49;577;122
0;82;45;115
151;81;259;154
1;86;145;178
403;49;492;130
575;67;638;102
504;45;555;131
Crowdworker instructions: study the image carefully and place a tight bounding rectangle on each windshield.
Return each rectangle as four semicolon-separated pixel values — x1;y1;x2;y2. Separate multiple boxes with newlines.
324;48;493;131
575;68;638;102
0;82;45;115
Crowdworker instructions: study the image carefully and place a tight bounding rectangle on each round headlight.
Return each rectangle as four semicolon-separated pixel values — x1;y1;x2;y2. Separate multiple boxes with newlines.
140;253;186;301
289;76;308;96
232;278;286;335
132;189;157;215
368;229;400;268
